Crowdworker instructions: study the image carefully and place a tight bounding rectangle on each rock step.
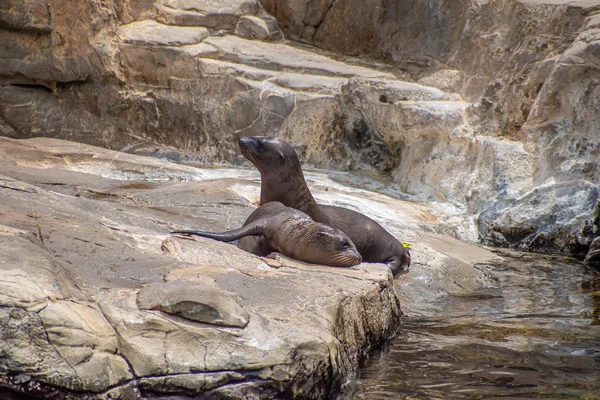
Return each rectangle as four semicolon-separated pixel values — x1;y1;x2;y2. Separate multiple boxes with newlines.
117;24;461;102
201;35;395;79
197;58;460;101
158;0;259;18
116;18;459;101
118;20;209;46
151;0;283;40
153;3;237;28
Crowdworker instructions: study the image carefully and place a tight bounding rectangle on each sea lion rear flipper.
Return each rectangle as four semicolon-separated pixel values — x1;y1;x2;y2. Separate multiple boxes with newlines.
171;220;267;242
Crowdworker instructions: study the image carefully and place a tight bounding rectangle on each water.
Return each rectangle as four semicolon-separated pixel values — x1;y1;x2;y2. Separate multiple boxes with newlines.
112;161;599;399
344;254;600;399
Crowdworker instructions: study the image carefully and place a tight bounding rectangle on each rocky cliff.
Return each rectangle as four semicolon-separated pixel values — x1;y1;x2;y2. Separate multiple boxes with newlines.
1;0;598;259
2;1;599;397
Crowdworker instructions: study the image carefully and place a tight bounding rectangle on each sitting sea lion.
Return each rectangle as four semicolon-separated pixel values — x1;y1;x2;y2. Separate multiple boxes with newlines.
172;201;362;267
238;136;411;276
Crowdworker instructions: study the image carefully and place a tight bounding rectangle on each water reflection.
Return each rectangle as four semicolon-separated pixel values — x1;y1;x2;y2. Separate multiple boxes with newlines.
344;256;600;399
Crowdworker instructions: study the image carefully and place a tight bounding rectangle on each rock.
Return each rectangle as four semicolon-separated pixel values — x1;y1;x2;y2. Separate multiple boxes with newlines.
478;181;600;257
118;20;210;46
585;237;600;267
136;280;250;328
163;0;258;17
236;15;270;40
0;0;597;292
0;0;96;86
0;233;82;311
418;69;464;94
38;301;133;391
0;307;76;389
202;35;396;78
259;13;284;41
154;3;215;27
256;0;600;256
139;371;246;393
0;0;52;32
1;137;434;398
153;0;258;29
236;15;283;41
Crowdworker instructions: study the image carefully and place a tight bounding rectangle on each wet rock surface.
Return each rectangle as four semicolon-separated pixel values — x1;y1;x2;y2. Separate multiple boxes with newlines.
0;137;494;398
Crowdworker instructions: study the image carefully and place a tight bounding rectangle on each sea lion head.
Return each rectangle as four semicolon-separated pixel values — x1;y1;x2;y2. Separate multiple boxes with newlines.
304;224;362;267
239;136;299;174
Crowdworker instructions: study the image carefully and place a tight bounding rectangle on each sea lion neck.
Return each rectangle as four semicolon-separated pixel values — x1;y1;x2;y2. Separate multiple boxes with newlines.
259;165;324;221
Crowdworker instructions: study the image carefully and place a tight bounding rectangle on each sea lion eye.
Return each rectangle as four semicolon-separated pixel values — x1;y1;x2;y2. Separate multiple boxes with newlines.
257;141;265;151
340;240;350;249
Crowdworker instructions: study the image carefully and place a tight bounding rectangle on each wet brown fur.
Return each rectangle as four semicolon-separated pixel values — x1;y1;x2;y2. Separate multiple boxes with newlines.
239;136;411;276
174;202;362;267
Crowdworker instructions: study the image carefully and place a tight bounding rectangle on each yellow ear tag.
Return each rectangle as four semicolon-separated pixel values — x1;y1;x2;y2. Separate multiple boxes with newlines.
401;242;412;249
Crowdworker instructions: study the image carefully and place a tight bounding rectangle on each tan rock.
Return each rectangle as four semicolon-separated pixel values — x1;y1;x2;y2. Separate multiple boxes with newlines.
0;136;493;398
203;35;396;78
236;15;270;40
136;280;250;328
0;0;52;32
118;20;210;46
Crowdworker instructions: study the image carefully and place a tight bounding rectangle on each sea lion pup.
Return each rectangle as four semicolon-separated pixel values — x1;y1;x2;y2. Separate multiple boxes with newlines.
172;201;362;267
238;136;411;276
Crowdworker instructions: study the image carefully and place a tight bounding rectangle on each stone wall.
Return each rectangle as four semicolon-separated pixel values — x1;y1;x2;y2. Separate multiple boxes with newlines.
0;0;598;258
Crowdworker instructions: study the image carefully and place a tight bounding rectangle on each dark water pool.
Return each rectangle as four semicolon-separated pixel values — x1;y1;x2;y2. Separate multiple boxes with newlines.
342;254;600;399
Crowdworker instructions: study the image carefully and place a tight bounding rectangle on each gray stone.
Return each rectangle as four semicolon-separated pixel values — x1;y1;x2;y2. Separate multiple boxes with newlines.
154;3;219;27
259;13;284;41
236;15;270;40
118;20;210;46
203;35;396;78
478;181;600;257
160;0;258;16
136;281;250;328
0;0;52;32
153;0;258;29
139;371;246;393
0;0;96;86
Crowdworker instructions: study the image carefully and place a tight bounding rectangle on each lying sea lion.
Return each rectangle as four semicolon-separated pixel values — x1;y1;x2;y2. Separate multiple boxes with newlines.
238;136;411;276
172;201;362;267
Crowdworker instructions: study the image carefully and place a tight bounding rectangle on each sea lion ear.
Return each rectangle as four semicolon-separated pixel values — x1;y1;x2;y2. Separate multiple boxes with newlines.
278;150;285;161
317;231;334;239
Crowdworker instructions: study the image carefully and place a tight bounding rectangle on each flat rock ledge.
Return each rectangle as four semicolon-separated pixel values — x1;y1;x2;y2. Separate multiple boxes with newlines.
0;137;402;399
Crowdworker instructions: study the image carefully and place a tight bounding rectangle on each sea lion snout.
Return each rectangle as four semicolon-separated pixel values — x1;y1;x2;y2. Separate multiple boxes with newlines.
238;136;257;149
239;136;295;171
238;136;257;161
337;250;362;267
388;250;411;276
313;227;362;267
238;136;270;153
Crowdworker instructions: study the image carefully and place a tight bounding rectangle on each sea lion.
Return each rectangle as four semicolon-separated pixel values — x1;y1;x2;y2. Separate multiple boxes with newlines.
172;201;362;267
238;136;411;276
